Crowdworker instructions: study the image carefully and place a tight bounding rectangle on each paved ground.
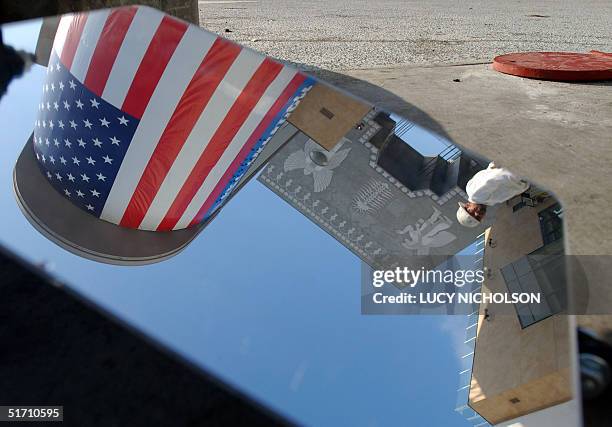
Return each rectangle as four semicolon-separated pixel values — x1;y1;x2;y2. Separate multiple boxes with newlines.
338;65;612;255
199;0;612;71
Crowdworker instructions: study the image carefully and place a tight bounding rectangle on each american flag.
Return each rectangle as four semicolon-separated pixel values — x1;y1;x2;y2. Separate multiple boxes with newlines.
34;6;314;231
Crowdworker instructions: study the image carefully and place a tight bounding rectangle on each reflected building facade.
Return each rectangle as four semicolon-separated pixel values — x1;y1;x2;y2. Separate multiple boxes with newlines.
257;77;574;426
258;85;491;272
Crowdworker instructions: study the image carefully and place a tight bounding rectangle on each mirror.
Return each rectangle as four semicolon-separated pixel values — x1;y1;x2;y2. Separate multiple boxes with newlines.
1;4;610;427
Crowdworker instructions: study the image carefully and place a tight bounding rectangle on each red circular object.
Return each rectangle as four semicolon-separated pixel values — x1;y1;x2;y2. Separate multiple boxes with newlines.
492;52;612;81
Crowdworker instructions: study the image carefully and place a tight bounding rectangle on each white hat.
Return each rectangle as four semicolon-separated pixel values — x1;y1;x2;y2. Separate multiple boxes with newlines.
456;202;480;228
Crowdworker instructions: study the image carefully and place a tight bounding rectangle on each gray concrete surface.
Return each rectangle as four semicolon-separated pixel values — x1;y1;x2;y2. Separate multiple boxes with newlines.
200;0;612;255
199;0;612;71
324;66;612;255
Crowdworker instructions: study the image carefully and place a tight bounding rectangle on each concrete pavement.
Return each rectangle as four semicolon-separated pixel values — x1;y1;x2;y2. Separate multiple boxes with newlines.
333;65;612;255
199;0;612;70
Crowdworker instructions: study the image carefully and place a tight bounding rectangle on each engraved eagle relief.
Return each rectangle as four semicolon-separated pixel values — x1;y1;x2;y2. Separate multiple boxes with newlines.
284;139;351;192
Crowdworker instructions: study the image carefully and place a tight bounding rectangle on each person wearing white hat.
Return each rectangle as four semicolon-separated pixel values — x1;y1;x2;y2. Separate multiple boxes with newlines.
456;162;530;228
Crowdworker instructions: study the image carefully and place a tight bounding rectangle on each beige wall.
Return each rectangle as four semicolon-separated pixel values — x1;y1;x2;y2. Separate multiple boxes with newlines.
287;82;371;151
469;197;572;425
497;399;581;427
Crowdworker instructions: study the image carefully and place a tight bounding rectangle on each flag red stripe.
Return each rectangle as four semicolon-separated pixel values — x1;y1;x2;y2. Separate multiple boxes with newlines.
188;73;307;227
119;37;241;229
120;15;188;119
156;58;284;231
84;7;137;96
60;13;88;70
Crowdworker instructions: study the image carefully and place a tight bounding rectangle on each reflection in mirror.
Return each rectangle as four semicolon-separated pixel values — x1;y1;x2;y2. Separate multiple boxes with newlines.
3;5;605;427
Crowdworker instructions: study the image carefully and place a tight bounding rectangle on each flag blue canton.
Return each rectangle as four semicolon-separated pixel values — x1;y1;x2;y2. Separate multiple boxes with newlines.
33;53;139;217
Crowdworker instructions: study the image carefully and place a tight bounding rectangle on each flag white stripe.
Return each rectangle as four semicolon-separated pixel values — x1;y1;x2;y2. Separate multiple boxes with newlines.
173;66;298;229
101;7;164;107
100;26;217;224
139;48;264;230
70;9;110;82
52;14;73;58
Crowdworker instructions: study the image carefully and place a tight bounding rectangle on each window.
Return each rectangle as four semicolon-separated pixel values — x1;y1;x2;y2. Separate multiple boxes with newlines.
538;203;563;245
501;203;566;328
501;241;566;328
